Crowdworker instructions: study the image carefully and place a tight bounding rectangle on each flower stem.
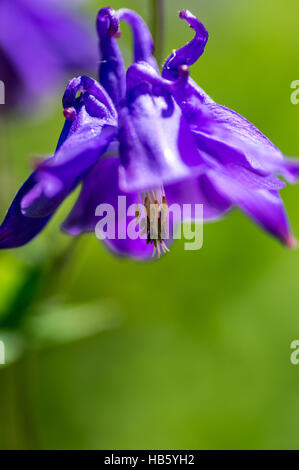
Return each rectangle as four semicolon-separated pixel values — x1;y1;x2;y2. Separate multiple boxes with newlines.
0;237;80;329
1;359;37;449
150;0;166;67
38;236;80;300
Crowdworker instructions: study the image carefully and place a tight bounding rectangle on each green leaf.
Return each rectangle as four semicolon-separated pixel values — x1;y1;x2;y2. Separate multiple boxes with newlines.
25;300;122;347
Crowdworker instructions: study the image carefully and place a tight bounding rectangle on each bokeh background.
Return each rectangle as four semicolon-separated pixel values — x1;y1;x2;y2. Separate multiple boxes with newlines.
1;0;299;450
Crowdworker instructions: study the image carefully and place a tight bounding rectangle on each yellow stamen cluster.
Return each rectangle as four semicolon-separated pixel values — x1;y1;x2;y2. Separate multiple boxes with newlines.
135;189;170;258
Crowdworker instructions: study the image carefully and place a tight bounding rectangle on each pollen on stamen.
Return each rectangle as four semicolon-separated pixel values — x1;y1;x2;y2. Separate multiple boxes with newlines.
136;189;170;258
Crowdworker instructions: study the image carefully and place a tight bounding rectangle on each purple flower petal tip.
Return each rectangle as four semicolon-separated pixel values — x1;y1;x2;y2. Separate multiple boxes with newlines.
285;235;298;249
179;10;192;20
178;9;207;35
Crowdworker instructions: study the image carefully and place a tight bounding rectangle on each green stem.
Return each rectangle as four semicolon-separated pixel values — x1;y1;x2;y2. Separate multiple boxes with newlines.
0;237;81;329
37;236;81;300
1;360;36;449
150;0;166;67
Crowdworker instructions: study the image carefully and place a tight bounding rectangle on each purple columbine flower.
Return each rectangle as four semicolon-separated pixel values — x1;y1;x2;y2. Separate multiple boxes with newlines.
0;0;97;111
0;7;298;260
62;7;222;258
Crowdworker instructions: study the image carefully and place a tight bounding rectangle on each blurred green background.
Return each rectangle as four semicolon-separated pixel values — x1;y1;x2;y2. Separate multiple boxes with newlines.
1;0;299;450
